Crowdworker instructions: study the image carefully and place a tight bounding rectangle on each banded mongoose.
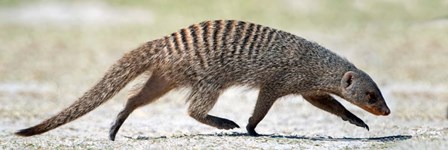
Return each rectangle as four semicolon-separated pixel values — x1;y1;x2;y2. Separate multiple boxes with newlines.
16;20;390;141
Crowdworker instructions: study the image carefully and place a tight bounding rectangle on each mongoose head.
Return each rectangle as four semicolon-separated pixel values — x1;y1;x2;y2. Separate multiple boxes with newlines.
339;71;390;116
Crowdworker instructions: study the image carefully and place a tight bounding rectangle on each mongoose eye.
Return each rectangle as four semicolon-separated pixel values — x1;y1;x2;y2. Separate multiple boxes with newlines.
366;92;377;104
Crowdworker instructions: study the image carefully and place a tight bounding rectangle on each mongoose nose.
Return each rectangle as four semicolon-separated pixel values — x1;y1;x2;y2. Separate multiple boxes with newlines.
383;108;390;116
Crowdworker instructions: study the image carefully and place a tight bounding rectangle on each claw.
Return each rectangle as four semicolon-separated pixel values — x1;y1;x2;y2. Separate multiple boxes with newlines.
215;118;240;130
231;121;240;129
342;113;370;131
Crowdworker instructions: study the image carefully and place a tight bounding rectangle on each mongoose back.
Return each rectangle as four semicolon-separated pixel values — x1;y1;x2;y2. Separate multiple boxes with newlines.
16;20;390;141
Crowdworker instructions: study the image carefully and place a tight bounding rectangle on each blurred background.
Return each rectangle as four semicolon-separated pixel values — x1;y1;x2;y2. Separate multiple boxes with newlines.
0;0;447;149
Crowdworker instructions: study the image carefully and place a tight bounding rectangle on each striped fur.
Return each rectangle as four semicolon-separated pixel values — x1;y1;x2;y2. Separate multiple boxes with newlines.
16;20;389;140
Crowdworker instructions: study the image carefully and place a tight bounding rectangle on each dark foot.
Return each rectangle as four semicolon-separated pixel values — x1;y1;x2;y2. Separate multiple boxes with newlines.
109;119;125;141
211;117;240;130
109;113;129;141
342;113;369;131
109;110;133;141
246;126;260;136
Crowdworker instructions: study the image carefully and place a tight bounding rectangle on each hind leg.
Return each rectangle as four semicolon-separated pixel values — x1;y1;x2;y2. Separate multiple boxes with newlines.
187;84;239;130
109;73;174;141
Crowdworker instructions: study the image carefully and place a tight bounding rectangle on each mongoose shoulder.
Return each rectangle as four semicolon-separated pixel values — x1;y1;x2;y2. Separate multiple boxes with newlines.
16;20;390;140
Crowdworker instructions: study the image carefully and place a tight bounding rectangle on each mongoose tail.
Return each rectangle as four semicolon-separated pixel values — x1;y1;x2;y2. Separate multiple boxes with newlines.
15;41;159;136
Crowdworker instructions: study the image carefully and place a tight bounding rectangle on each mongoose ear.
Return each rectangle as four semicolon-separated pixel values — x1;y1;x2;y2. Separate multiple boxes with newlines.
341;71;356;89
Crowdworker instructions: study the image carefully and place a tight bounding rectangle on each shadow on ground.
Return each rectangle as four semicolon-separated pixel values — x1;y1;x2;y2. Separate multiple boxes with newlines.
125;132;412;142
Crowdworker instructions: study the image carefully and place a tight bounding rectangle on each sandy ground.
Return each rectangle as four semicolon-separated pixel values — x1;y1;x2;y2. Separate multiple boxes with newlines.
0;84;447;149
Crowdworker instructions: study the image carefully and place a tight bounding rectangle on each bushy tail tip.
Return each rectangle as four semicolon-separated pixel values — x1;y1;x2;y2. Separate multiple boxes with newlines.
15;127;42;137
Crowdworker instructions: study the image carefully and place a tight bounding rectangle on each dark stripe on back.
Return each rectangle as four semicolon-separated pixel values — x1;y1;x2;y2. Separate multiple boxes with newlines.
172;32;181;54
212;20;222;53
189;25;199;50
247;24;262;59
219;20;233;64
179;28;191;65
265;29;277;50
240;23;255;54
189;24;206;68
253;27;269;60
201;21;210;54
231;21;245;55
180;28;188;50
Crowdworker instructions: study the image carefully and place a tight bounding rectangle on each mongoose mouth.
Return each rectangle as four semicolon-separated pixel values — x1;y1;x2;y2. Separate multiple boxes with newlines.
360;105;390;116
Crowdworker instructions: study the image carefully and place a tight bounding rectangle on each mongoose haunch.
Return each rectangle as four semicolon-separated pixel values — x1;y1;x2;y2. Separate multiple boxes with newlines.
16;20;390;141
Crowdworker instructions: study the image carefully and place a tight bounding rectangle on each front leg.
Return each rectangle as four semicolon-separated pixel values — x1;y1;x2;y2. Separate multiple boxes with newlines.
246;86;283;136
302;93;369;130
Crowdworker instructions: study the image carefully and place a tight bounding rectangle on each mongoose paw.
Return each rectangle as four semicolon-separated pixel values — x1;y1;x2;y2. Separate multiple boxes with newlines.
351;119;369;131
109;120;124;141
215;119;240;130
109;127;118;141
246;127;260;136
342;115;369;131
109;131;117;141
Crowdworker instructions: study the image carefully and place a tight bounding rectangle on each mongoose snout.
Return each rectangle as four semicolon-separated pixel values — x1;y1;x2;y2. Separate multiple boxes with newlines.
360;104;390;116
